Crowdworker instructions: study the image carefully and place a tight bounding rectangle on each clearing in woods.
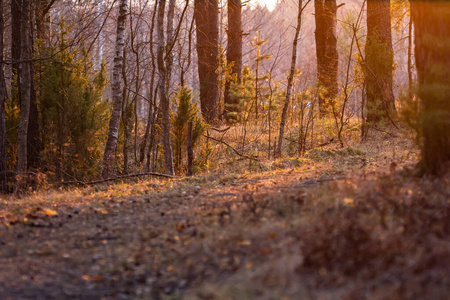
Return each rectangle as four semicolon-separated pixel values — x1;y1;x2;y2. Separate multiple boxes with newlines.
0;136;449;299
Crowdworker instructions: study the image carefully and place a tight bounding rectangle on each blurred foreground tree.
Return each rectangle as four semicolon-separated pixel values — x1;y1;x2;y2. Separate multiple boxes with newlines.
411;0;450;174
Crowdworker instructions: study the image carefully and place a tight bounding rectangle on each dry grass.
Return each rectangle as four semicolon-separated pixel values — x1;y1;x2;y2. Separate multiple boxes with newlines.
1;131;448;299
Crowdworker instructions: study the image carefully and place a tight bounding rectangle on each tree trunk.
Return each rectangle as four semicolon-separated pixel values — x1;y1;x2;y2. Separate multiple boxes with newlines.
194;0;220;124
102;0;128;178
275;0;306;158
140;0;158;166
364;0;394;132
314;0;338;117
157;0;174;175
223;0;242;122
35;0;51;42
16;0;32;174
410;0;450;174
0;0;7;191
11;0;21;94
186;121;193;176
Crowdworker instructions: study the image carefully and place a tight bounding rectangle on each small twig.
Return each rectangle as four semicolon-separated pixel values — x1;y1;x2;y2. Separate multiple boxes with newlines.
62;172;179;186
318;138;335;148
203;135;259;161
210;126;231;133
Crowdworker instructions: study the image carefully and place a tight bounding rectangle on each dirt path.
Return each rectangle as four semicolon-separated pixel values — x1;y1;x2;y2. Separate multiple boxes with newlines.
0;169;317;299
1;147;449;299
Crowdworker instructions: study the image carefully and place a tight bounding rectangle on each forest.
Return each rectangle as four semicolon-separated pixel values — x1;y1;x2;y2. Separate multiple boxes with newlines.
0;0;449;299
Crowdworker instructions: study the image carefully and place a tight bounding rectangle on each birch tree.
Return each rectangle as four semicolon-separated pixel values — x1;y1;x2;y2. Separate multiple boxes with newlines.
157;0;175;175
102;0;128;178
275;0;310;158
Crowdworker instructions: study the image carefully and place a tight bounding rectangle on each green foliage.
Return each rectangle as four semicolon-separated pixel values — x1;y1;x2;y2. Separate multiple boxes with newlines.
171;86;207;174
38;19;109;180
227;65;255;122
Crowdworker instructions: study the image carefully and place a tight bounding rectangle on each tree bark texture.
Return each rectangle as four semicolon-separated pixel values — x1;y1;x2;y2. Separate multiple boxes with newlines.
223;0;242;122
35;0;52;42
11;0;21;93
364;0;394;128
314;0;338;117
411;0;450;174
276;0;305;158
194;0;220;124
16;0;32;174
0;0;7;191
157;0;175;175
102;0;128;178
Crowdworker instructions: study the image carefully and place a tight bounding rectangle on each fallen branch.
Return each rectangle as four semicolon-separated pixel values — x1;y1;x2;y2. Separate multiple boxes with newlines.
318;138;335;148
62;172;179;186
203;135;259;161
210;126;231;133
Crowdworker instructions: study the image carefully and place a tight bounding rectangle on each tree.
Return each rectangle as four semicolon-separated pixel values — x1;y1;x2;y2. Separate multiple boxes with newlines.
223;0;242;122
194;0;220;124
102;0;128;178
364;0;394;134
157;0;175;175
276;0;309;158
0;0;7;191
39;22;109;180
16;0;32;174
314;0;338;117
410;0;450;174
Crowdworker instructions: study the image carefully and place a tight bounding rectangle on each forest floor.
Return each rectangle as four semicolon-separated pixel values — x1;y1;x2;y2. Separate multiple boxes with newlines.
1;135;449;300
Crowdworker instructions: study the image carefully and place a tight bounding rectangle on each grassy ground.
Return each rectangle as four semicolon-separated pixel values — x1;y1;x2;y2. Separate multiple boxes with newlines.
1;134;449;299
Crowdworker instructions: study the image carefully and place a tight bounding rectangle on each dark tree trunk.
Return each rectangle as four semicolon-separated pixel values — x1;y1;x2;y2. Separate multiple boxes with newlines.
102;0;128;178
28;0;54;170
11;0;21;102
411;0;450;174
314;0;338;117
194;0;220;124
223;0;242;122
0;0;7;191
27;70;42;170
17;0;32;174
157;0;174;175
364;0;394;131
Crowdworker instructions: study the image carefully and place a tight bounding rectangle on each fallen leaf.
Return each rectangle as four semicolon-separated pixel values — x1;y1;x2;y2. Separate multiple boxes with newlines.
45;209;58;216
344;197;354;206
167;265;176;272
238;240;251;246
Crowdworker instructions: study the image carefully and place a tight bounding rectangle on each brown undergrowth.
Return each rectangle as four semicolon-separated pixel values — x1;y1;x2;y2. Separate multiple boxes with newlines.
1;135;448;299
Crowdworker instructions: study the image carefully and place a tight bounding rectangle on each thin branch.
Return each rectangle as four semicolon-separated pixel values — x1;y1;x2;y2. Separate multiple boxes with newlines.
204;135;259;161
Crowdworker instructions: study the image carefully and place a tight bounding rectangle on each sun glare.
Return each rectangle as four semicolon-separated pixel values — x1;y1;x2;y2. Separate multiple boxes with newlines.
254;0;277;11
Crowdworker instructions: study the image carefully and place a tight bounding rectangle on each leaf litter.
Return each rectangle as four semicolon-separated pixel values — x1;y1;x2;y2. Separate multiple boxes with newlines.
0;138;449;299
